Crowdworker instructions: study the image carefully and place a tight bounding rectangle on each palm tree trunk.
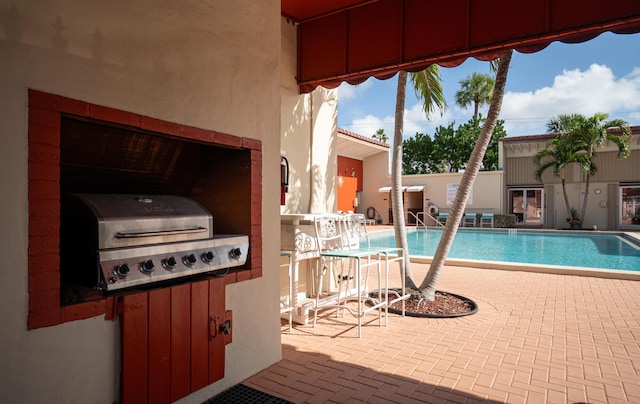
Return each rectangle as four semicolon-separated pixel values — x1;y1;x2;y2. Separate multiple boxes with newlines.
561;176;572;219
417;50;513;300
392;71;418;291
580;174;590;223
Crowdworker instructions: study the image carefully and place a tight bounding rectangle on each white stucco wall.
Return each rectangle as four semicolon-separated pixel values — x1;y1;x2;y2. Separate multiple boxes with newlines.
278;20;339;326
280;20;338;215
361;161;505;224
0;1;282;403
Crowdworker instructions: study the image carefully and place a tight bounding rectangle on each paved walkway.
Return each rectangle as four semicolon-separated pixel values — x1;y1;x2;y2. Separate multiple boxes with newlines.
245;262;640;403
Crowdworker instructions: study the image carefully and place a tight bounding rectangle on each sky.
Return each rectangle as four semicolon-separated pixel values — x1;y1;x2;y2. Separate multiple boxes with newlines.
337;31;640;139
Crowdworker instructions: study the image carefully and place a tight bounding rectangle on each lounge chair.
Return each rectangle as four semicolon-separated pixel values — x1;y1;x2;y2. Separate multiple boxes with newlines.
481;213;494;228
463;213;476;227
438;212;448;225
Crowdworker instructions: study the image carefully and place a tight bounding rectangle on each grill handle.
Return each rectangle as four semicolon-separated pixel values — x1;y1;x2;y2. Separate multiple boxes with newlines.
114;227;208;239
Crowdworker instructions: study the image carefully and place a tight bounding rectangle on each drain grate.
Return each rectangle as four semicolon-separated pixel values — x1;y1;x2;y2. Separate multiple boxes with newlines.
203;384;293;404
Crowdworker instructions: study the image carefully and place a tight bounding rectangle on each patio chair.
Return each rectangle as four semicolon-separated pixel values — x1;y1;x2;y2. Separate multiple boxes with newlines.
463;213;477;227
480;213;494;228
438;212;449;226
341;214;409;322
312;214;386;337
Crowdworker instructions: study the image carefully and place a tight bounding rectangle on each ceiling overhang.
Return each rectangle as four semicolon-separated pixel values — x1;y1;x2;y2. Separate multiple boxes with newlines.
282;0;640;93
337;128;389;160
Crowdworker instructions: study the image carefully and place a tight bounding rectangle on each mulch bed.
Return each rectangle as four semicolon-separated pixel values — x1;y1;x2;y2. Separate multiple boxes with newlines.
371;290;478;318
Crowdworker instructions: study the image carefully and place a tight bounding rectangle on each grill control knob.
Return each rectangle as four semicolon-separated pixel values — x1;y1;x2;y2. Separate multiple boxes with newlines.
201;251;215;264
163;256;177;271
229;248;242;260
140;259;155;274
116;263;130;277
183;254;197;267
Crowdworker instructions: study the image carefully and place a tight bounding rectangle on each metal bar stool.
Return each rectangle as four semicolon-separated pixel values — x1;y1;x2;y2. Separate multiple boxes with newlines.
279;251;294;333
312;214;386;337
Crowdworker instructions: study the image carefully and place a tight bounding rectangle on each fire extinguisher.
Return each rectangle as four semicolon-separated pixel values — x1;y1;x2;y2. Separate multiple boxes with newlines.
280;156;289;205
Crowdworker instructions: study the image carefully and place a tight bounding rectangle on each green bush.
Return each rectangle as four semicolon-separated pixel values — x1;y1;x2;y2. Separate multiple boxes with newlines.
494;214;516;228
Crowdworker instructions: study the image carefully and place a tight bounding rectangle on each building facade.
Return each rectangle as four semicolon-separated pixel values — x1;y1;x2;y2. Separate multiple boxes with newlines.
500;128;640;230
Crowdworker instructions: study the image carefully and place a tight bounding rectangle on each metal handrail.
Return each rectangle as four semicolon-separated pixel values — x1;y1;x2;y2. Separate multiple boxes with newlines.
415;211;445;228
409;211;426;230
408;211;441;230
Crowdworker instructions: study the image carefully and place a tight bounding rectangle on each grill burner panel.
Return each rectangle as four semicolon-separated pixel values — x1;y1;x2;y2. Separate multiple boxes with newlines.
99;235;248;291
61;193;249;292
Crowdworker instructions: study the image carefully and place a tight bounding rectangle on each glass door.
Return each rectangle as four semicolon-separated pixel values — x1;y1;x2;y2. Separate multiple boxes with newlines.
509;188;543;225
620;185;640;226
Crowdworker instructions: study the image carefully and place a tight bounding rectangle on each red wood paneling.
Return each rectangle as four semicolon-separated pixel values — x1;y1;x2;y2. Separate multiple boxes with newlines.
171;284;192;402
208;277;226;384
148;289;171;404
121;279;228;404
190;280;210;391
120;293;149;404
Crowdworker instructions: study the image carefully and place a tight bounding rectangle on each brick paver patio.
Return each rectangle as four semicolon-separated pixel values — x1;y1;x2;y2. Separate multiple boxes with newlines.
245;262;640;403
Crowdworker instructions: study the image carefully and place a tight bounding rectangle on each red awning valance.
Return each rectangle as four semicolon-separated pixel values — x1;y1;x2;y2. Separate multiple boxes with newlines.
286;0;640;93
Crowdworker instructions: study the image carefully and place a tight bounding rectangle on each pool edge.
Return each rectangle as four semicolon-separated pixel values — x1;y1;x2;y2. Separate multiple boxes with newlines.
368;227;640;280
409;256;640;281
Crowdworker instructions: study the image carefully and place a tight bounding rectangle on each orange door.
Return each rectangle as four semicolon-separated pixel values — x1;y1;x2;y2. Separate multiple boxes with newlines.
337;176;358;212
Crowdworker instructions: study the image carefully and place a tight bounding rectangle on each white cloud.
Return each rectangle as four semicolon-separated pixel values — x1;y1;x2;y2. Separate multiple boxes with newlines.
342;63;640;139
348;114;393;139
337;79;373;101
501;64;640;135
345;102;460;140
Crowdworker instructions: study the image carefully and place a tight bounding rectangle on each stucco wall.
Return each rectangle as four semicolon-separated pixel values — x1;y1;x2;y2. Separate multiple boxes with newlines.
360;152;391;220
362;163;504;224
0;1;282;403
281;17;338;215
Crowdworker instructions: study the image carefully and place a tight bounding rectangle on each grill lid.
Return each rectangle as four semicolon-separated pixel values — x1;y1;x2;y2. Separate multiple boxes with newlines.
67;193;214;249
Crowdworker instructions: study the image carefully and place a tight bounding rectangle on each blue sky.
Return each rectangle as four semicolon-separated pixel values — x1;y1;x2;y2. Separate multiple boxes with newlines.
338;32;640;139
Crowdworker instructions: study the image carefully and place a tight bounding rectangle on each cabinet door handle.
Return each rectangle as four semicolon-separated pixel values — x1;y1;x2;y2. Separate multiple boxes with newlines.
209;316;217;340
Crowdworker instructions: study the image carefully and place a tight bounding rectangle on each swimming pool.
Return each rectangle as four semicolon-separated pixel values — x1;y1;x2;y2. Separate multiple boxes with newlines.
366;229;640;272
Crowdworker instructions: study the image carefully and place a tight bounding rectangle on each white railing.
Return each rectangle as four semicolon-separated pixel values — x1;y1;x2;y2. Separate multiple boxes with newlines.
410;211;444;229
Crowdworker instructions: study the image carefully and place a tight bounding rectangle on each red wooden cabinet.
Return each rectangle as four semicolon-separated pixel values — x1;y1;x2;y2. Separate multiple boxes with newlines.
120;277;227;403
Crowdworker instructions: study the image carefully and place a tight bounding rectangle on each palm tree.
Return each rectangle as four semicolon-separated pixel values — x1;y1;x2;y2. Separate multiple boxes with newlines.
373;128;389;143
455;72;495;120
533;133;589;220
418;50;513;300
547;113;631;223
391;65;446;291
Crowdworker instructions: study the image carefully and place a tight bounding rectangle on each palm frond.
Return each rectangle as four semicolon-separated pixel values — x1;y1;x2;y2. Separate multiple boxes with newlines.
409;65;447;120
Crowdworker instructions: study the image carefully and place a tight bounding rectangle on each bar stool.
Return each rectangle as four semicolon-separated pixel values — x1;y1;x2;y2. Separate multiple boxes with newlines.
279;251;294;333
342;213;410;323
312;214;386;337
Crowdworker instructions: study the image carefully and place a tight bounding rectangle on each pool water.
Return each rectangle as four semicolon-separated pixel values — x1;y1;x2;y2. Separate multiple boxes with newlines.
366;229;640;271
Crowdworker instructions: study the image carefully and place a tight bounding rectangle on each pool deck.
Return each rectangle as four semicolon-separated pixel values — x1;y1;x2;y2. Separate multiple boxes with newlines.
244;227;640;403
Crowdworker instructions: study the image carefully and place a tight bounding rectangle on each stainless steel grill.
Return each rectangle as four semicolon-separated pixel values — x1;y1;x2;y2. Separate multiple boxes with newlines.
61;193;249;292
